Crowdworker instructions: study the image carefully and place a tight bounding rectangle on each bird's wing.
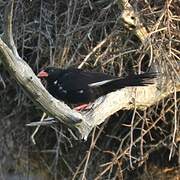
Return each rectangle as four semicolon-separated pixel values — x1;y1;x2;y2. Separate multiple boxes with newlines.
89;72;157;93
88;78;119;87
60;70;116;90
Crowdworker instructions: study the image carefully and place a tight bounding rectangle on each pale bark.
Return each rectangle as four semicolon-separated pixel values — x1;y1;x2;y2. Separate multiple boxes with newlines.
0;0;179;139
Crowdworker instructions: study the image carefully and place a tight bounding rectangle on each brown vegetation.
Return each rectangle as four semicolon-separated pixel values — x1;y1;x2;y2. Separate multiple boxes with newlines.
0;0;179;179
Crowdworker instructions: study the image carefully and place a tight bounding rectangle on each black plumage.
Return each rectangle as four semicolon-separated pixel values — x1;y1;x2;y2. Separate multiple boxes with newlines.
37;67;156;104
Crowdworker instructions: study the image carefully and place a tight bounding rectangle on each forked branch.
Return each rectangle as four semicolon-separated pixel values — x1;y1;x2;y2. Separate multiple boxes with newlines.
0;0;179;140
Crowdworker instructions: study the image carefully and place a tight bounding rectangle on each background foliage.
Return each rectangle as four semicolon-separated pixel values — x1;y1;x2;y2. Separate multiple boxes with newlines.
0;0;179;179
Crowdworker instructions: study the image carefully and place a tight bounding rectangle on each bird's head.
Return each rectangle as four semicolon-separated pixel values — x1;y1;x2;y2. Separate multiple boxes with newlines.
37;67;63;81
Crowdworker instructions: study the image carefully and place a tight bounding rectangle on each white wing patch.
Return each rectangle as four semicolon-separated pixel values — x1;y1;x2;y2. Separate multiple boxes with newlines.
62;90;67;93
54;80;58;85
88;79;117;87
58;86;63;90
78;90;84;94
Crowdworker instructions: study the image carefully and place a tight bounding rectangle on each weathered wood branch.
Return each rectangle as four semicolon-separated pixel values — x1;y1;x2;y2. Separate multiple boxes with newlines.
0;38;93;136
0;0;90;139
0;1;179;140
84;79;179;127
117;0;149;42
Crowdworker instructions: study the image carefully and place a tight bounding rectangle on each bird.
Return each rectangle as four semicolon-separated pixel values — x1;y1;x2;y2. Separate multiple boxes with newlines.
37;67;156;110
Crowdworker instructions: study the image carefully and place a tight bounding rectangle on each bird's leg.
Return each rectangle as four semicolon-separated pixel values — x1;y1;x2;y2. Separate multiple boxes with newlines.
73;104;91;111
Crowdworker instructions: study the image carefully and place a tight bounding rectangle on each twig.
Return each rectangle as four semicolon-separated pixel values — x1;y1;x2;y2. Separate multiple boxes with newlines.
169;85;178;160
0;0;179;141
30;112;47;144
129;104;137;169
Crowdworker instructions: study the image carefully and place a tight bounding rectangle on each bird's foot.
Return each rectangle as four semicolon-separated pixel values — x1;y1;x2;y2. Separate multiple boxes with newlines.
74;104;90;111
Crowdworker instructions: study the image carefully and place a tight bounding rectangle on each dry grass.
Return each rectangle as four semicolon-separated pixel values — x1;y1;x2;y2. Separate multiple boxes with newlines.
0;0;179;179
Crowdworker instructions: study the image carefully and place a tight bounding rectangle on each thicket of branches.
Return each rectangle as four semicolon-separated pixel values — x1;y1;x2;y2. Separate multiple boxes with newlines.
0;0;179;179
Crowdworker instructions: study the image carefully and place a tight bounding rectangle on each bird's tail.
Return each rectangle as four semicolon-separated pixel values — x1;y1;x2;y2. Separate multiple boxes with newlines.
90;72;157;98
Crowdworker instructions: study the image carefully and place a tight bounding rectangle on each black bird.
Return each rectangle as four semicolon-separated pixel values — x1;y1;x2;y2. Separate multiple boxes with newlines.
37;67;156;109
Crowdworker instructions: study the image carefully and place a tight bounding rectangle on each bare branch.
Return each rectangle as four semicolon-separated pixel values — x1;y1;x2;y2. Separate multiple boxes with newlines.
0;0;90;139
0;37;93;136
0;0;179;141
83;81;179;128
2;0;18;56
117;0;149;42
